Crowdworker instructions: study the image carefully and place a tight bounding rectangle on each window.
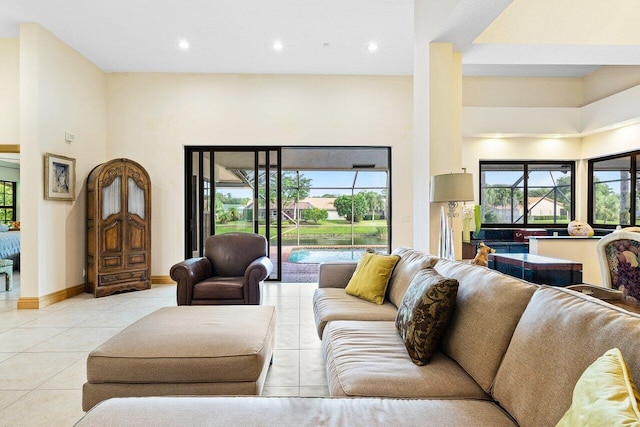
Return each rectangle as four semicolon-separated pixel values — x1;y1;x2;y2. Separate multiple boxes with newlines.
589;151;639;227
480;162;574;226
0;180;16;225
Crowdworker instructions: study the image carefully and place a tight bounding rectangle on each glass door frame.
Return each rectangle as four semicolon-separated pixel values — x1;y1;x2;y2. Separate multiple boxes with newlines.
184;146;282;280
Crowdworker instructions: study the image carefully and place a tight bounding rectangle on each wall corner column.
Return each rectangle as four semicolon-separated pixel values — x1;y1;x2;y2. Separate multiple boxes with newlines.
428;43;464;257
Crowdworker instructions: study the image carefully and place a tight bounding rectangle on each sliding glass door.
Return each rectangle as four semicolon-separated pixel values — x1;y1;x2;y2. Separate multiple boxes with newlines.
184;146;392;282
185;147;281;280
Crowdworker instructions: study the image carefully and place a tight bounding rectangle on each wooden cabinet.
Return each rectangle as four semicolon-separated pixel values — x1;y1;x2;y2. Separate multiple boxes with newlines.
86;158;151;297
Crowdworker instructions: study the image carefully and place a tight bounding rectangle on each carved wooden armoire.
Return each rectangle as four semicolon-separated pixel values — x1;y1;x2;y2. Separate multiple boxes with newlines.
86;158;151;297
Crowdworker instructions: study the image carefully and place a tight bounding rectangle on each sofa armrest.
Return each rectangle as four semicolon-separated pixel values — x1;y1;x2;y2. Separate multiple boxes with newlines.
170;257;212;305
318;262;357;288
244;256;274;304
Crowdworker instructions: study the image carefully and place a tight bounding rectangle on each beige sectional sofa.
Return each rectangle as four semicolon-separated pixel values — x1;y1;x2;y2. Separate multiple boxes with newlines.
77;247;640;427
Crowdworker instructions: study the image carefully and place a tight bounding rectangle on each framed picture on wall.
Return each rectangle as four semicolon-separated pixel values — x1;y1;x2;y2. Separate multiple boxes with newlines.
44;153;76;201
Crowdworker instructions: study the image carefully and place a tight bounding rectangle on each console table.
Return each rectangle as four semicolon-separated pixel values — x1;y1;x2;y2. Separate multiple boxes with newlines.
488;253;583;287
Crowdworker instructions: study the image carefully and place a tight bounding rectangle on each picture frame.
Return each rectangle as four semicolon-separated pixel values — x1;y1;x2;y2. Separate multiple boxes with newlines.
44;153;76;201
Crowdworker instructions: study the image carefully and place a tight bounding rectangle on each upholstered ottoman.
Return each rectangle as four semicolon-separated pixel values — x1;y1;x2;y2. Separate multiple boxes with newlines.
82;305;276;411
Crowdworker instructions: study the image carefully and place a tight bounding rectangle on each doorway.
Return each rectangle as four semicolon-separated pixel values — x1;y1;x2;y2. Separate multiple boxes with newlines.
184;146;391;282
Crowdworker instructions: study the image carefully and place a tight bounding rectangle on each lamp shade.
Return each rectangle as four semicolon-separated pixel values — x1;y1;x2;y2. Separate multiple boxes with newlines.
430;173;474;202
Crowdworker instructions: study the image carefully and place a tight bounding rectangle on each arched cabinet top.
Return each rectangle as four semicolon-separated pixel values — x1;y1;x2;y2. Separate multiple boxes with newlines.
87;158;151;192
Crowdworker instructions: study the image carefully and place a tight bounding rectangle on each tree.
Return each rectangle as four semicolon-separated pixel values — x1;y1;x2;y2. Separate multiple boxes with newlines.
228;206;241;221
484;185;523;223
259;171;312;221
363;191;383;220
216;192;250;206
334;194;367;222
594;178;621;224
302;208;328;224
281;172;311;220
216;210;230;224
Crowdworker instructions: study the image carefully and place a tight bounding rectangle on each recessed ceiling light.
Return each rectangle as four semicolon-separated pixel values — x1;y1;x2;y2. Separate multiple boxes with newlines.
178;39;190;50
367;42;378;52
273;41;283;51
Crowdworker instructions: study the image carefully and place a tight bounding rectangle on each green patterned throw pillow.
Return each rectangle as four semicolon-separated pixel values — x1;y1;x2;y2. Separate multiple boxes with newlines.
395;269;458;365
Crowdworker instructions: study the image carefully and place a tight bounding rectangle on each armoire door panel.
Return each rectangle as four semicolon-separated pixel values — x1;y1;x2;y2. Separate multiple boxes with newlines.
126;217;146;251
102;221;123;253
128;253;146;265
102;256;122;268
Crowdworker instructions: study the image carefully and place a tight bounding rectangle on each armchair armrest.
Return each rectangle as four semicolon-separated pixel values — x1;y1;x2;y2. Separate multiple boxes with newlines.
244;256;273;304
566;284;623;301
318;261;358;288
170;257;212;305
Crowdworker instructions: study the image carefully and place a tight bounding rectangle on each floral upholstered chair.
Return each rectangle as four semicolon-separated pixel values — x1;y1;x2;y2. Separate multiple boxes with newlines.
596;227;640;302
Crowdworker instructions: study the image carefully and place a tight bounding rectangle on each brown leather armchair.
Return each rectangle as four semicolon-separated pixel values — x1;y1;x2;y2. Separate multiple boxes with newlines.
170;233;273;305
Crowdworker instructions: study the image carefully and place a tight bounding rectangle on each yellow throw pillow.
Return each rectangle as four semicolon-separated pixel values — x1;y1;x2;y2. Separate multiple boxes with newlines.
345;252;401;305
556;348;640;427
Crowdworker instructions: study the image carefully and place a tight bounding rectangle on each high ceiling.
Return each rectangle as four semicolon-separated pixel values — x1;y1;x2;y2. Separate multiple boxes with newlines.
0;0;639;77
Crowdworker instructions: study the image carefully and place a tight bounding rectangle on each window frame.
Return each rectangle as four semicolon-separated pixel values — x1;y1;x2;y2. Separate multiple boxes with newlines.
0;180;16;225
588;150;639;229
479;160;575;228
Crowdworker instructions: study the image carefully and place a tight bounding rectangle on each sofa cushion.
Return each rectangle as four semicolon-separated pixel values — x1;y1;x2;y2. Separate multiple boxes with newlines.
312;288;398;338
556;347;640;427
345;252;400;304
492;286;640;427
323;320;488;399
434;259;537;393
395;269;458;365
387;247;439;308
76;396;517;427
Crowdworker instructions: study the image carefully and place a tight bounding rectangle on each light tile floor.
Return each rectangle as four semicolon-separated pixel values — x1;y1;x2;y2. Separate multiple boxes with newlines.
0;273;328;426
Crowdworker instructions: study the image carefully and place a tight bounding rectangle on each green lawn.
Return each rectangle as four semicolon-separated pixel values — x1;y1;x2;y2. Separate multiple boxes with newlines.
214;219;388;243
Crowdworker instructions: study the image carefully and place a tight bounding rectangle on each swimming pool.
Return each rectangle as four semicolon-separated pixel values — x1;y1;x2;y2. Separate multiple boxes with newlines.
286;247;386;263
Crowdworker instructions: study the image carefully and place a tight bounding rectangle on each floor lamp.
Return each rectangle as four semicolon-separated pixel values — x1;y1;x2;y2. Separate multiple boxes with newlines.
430;172;474;260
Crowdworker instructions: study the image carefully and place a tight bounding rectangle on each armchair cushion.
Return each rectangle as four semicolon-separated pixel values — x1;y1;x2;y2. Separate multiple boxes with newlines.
193;277;244;300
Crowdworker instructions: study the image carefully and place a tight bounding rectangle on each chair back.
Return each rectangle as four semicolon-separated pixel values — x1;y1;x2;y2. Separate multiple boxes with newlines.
596;228;640;300
205;233;268;277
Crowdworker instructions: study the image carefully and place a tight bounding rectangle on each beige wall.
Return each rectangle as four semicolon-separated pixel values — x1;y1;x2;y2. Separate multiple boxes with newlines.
582;122;640;160
428;44;464;255
20;24;107;298
582;66;640;105
0;38;19;144
106;73;414;275
462;76;583;108
462;69;640;110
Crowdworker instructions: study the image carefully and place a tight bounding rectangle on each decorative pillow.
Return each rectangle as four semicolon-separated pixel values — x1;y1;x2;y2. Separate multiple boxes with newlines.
556;348;640;427
395;269;458;365
0;223;8;232
345;252;401;305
